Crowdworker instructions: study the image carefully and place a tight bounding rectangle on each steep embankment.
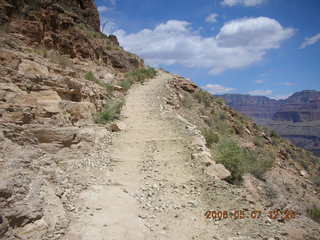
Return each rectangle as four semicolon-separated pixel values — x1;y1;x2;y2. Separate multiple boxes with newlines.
0;0;146;239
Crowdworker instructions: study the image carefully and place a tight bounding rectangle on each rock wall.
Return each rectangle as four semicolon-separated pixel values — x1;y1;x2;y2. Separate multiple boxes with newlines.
0;0;145;238
219;94;280;120
219;91;320;122
0;0;144;72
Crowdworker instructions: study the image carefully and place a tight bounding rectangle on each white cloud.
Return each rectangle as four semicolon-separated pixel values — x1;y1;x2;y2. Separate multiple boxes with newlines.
281;82;295;86
216;17;295;49
271;95;290;100
248;90;273;96
204;84;235;94
206;13;219;23
300;33;320;49
255;80;264;84
98;6;109;13
114;17;294;74
221;0;266;7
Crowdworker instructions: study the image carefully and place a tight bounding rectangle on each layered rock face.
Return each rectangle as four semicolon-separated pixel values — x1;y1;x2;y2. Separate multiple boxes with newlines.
220;91;320;122
0;0;143;71
1;0;100;31
220;94;280;120
273;90;320;122
0;1;144;238
219;91;320;155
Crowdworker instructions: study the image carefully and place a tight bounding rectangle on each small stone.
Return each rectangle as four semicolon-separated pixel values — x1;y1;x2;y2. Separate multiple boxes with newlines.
110;124;121;132
112;85;124;91
138;214;147;219
300;170;308;177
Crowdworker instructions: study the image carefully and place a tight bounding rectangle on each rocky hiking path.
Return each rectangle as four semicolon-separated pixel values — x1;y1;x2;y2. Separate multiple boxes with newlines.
63;71;208;239
62;71;285;240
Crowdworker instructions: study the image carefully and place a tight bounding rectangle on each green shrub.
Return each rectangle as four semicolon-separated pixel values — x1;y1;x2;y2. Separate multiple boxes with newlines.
214;97;225;105
119;79;133;91
84;71;96;82
194;90;212;107
216;138;274;183
96;100;124;124
202;128;220;147
307;207;320;223
119;67;157;92
182;94;193;108
253;136;265;147
125;67;157;84
237;112;251;122
84;72;114;95
84;71;102;86
213;118;234;135
103;83;114;95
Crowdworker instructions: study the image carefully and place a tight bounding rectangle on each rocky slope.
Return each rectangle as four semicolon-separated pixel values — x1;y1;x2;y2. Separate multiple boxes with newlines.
0;0;143;71
220;91;320;155
0;1;320;240
0;0;145;239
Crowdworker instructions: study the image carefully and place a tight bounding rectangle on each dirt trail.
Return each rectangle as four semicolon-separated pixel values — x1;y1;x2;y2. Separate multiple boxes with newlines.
63;72;204;239
62;71;296;240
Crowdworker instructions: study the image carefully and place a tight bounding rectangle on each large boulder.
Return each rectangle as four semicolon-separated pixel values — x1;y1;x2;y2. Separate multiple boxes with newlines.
30;90;62;114
18;59;49;76
29;127;80;147
206;164;231;180
61;101;96;123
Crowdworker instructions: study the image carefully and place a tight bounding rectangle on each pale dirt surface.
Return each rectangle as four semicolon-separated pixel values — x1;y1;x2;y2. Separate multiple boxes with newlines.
63;71;201;240
61;71;316;240
65;71;210;240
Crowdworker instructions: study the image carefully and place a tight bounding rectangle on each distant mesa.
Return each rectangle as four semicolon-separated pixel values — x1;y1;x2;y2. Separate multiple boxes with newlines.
219;90;320;155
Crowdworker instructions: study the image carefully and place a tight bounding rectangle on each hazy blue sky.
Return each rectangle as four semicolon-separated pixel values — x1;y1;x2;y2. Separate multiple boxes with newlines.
96;0;320;99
